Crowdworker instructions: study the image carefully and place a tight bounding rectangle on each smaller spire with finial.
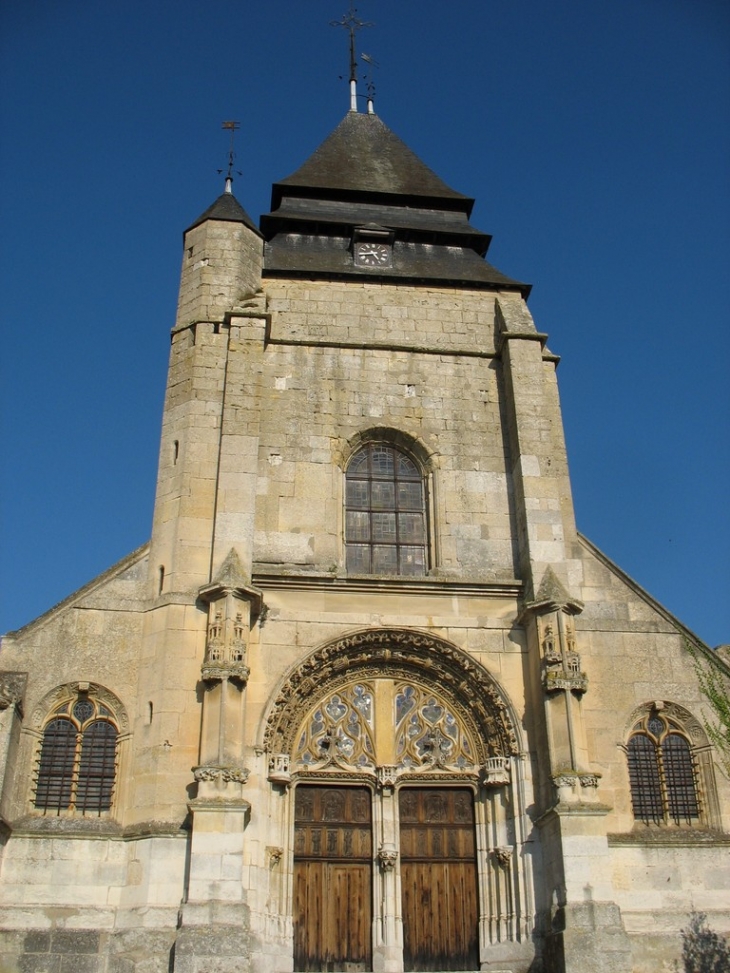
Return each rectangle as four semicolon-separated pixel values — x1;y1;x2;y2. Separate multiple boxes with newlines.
361;53;379;114
330;3;374;112
218;120;242;193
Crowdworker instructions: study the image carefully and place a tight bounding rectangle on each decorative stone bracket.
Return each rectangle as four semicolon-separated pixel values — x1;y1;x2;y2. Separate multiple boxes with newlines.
482;756;511;787
267;753;292;786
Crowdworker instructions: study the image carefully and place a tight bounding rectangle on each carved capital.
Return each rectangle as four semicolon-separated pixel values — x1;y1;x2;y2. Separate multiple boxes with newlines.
579;773;601;789
378;843;398;871
193;765;249;784
201;663;250;685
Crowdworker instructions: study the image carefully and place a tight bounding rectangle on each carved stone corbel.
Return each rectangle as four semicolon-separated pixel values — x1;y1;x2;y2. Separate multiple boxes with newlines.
378;843;398;871
493;847;513;868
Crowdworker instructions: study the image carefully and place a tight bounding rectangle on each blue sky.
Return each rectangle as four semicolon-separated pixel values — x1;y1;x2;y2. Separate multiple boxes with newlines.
1;0;728;646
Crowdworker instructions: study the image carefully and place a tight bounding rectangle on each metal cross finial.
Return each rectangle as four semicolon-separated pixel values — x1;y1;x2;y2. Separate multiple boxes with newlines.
218;120;242;193
330;3;374;112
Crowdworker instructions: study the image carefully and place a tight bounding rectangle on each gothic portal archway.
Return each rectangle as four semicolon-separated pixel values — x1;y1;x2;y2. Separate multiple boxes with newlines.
264;629;523;973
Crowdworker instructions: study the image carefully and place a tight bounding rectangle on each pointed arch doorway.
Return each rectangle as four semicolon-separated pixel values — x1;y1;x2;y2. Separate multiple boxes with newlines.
265;628;521;973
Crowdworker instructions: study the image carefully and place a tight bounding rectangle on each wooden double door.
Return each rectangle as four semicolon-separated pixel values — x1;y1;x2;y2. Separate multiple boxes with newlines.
293;785;479;972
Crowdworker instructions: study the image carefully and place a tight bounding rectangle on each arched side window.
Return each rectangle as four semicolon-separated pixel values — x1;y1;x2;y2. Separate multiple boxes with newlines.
345;443;427;576
626;710;700;826
34;693;119;816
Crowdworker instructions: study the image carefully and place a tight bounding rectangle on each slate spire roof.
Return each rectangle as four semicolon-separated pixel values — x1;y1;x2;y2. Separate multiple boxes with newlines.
186;186;260;235
261;111;529;295
272;111;470;206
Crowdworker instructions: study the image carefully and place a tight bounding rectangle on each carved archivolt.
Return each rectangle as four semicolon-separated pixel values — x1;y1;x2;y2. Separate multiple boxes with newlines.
263;628;519;760
29;682;129;733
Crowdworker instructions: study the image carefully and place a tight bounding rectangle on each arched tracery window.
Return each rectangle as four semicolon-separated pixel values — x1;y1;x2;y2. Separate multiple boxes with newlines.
293;680;477;774
34;692;119;815
345;443;428;576
626;709;700;825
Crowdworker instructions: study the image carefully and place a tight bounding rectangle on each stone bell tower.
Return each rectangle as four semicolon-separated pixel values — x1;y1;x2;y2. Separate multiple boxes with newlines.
1;96;726;973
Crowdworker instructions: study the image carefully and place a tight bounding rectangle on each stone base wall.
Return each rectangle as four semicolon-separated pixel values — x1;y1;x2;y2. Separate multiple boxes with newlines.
0;928;177;973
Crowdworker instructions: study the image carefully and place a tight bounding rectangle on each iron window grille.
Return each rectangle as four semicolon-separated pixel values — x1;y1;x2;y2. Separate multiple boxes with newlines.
34;695;118;816
627;711;700;826
345;443;428;576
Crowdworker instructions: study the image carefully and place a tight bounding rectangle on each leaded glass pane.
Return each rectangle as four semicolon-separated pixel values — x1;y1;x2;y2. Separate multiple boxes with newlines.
346;511;370;541
398;481;423;510
400;546;425;575
397;454;420;478
346;480;369;509
346;544;371;573
347;451;370;474
370;446;394;476
371;513;396;542
371;481;395;509
398;513;425;543
372;545;398;574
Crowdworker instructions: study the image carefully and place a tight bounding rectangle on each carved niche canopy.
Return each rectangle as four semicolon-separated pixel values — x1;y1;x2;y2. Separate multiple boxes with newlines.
264;628;519;762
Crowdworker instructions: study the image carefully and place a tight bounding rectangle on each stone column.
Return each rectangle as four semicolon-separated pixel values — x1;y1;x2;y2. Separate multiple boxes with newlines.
375;766;402;973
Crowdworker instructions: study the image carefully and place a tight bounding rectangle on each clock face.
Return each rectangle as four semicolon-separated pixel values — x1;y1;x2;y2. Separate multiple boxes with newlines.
355;241;391;267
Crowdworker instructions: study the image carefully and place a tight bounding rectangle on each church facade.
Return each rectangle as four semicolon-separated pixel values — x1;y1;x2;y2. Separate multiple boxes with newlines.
0;109;728;973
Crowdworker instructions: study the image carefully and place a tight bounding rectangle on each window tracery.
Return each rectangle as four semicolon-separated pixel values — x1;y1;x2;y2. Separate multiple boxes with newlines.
294;684;376;770
626;709;700;825
293;680;477;775
34;692;119;815
395;683;475;770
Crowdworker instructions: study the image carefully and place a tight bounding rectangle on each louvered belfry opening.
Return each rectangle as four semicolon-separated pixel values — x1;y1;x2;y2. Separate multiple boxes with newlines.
34;696;118;815
345;443;427;576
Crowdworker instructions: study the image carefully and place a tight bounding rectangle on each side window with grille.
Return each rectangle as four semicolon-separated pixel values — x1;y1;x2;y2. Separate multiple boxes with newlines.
34;693;119;816
626;709;700;826
345;443;428;576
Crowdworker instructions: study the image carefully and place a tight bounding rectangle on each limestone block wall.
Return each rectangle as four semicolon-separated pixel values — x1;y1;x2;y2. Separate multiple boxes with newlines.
249;279;521;580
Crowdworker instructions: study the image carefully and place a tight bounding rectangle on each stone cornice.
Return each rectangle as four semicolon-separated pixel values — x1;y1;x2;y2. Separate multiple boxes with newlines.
252;570;522;599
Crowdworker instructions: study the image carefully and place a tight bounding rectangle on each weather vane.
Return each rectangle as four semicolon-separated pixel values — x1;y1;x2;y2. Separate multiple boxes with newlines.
330;3;374;112
218;120;242;192
361;52;379;113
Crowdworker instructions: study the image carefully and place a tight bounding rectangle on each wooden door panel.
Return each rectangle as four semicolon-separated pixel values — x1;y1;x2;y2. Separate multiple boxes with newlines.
400;788;479;972
294;786;372;972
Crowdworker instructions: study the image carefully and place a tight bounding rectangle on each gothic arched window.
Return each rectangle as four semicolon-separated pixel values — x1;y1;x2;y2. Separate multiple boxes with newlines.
626;710;700;826
34;693;119;815
345;443;427;576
